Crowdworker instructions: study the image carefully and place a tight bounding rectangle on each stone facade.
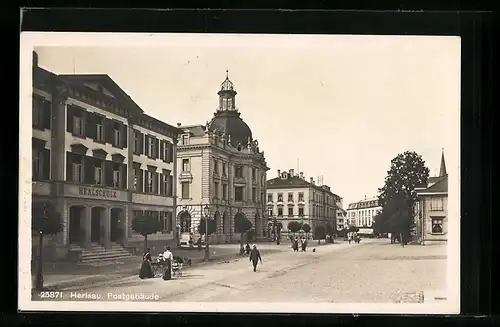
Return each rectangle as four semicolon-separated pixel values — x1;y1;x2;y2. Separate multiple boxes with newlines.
175;73;269;245
31;52;181;260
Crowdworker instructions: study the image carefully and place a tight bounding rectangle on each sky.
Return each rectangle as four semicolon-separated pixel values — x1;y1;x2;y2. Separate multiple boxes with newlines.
31;34;460;207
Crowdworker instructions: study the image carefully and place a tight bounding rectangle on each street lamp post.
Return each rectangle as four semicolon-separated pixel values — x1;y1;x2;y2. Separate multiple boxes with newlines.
203;204;210;261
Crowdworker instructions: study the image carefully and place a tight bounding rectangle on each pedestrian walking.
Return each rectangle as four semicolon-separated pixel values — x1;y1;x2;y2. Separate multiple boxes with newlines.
249;244;262;272
162;246;174;280
293;237;299;252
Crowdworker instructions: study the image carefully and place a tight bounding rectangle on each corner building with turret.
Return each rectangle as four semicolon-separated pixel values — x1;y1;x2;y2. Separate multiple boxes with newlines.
175;72;270;245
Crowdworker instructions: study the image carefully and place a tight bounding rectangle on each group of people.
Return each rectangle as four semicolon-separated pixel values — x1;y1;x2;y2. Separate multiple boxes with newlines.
291;236;308;252
139;245;174;280
348;232;361;244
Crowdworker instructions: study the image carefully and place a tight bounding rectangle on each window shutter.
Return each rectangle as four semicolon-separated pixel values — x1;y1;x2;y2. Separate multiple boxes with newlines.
140;133;145;155
167;142;173;163
154;172;159;194
43;100;51;129
104;119;113;144
66;152;73;181
155;138;160;159
86;113;96;139
167;174;173;196
66;105;75;133
159;173;164;195
84;156;94;185
144;136;150;157
105;161;114;187
43;148;51;180
121;164;127;189
122;124;128;147
160;141;165;161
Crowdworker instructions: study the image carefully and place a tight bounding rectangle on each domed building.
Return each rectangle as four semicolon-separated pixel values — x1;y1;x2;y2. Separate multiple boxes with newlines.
175;72;270;246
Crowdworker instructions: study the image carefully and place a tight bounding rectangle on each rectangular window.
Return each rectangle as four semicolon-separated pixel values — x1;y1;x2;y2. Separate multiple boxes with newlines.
234;186;244;202
277;193;283;202
214;159;219;174
162;174;169;195
252;168;256;180
288;193;294;202
222;162;227;176
94;165;102;185
278;208;283;216
146;171;154;193
113;165;121;188
181;182;190;199
432;218;444;234
149;137;155;157
222;184;228;200
268;208;273;216
267;194;273;202
74;116;84;136
288;207;294;217
252;187;256;202
430;197;444;211
73;162;83;183
181;134;189;145
134;132;141;154
113;128;121;147
96;123;104;142
32;99;41;128
235;165;243;178
32;149;43;180
133;168;139;191
166;212;173;231
163;142;168;161
299;207;304;216
298;192;304;201
182;159;190;172
214;182;219;199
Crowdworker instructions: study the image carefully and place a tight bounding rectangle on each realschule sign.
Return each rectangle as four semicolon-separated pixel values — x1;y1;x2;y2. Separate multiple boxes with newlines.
79;187;117;198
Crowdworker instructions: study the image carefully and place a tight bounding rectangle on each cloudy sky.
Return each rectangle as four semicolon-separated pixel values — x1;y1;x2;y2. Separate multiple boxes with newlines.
30;33;460;207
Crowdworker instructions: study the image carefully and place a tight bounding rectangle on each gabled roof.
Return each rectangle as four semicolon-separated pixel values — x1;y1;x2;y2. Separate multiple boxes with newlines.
57;74;143;114
267;176;312;188
417;175;448;194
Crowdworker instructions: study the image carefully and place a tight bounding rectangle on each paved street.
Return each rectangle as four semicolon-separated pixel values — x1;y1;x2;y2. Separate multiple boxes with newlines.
49;239;447;303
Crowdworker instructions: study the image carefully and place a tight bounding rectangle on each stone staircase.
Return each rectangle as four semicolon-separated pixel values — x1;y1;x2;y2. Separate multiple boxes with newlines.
69;242;134;264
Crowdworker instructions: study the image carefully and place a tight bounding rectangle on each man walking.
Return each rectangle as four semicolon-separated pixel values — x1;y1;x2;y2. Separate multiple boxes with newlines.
249;244;262;272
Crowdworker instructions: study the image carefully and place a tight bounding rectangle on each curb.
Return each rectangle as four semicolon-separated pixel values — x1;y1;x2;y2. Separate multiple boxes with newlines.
35;251;261;291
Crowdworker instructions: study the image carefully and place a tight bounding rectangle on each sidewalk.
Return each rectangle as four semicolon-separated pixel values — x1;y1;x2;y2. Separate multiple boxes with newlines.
34;242;285;291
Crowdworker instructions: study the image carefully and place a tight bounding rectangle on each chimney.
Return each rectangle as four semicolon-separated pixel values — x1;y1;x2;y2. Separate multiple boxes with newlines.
310;177;314;184
277;169;281;177
289;169;294;177
364;195;367;200
177;123;181;127
299;172;304;179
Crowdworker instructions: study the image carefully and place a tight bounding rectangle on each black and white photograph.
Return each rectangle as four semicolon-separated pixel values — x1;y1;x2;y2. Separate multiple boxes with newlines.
19;33;460;314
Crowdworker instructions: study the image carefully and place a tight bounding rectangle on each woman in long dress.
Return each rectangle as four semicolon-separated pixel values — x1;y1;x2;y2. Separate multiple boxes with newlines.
139;248;154;279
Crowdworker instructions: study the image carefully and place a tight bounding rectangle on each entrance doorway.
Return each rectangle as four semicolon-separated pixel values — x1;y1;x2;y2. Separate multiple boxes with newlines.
110;208;124;243
91;207;104;243
68;206;85;244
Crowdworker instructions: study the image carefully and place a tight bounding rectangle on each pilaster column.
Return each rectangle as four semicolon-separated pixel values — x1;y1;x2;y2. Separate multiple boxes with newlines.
123;205;129;246
84;207;92;249
104;208;111;249
51;87;68;181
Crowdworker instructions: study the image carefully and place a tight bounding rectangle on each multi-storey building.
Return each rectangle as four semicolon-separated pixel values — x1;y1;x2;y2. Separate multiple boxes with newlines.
175;72;269;245
31;51;181;260
266;169;340;239
336;208;347;231
346;196;382;231
414;150;448;243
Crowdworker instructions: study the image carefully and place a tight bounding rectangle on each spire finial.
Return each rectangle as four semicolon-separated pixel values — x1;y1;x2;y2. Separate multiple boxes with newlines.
226;69;229;78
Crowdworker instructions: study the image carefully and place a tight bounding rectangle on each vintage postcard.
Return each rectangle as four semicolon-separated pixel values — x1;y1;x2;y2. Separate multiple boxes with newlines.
19;32;460;314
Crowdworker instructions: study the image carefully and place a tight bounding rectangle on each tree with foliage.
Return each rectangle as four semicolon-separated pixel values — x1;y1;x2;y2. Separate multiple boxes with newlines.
234;214;253;254
348;225;359;233
132;215;162;252
32;202;64;291
302;223;311;238
287;221;302;236
314;225;327;244
377;151;429;243
197;217;217;235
